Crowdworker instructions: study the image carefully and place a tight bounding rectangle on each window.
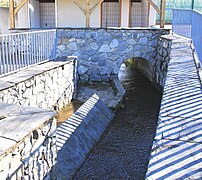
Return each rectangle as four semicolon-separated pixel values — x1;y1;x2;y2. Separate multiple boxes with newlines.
101;0;120;27
39;0;55;28
131;0;142;2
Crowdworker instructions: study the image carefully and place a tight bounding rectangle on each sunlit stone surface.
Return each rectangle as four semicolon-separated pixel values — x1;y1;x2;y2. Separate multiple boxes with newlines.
146;35;202;179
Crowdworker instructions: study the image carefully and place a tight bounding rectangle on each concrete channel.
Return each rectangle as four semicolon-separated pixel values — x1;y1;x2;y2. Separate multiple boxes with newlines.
56;63;161;179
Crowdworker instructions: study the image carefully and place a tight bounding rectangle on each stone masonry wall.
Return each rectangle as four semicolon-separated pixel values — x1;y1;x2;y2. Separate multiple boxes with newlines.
155;36;172;89
56;28;169;85
0;57;77;111
0;103;57;179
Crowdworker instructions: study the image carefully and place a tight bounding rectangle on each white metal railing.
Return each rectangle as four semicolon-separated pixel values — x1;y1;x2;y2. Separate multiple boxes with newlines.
0;29;57;76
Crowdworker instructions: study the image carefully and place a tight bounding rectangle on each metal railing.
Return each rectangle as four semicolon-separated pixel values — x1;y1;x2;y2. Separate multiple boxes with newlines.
0;29;57;76
172;9;202;62
191;10;202;63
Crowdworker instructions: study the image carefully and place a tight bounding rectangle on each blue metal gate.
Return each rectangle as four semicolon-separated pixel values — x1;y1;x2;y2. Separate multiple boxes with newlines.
172;9;202;63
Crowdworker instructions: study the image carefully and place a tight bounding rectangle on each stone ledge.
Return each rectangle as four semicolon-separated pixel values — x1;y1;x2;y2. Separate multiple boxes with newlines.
0;102;57;179
0;102;56;159
109;75;126;109
0;56;77;91
0;56;77;111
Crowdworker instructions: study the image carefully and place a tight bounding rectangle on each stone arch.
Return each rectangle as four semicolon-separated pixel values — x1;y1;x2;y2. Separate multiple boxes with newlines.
122;56;156;84
56;28;169;87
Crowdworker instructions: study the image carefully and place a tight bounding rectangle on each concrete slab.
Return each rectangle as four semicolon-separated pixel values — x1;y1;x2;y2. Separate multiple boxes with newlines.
0;57;76;91
0;102;55;157
56;94;115;178
146;139;202;180
156;116;202;143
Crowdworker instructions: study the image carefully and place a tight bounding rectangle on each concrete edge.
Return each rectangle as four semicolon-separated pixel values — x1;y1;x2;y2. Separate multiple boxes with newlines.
109;75;126;110
55;94;115;178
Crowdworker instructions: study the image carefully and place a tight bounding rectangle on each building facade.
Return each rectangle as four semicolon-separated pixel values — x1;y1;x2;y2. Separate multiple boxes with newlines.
0;7;9;34
16;0;157;29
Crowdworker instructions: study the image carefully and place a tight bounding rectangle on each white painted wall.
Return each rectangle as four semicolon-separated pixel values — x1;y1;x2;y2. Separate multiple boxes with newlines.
121;0;130;27
149;1;157;26
0;7;9;34
57;0;100;28
16;0;30;28
14;0;156;29
30;0;40;28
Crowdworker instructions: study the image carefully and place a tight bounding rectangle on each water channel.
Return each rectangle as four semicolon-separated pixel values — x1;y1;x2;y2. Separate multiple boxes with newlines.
56;63;162;179
74;64;161;179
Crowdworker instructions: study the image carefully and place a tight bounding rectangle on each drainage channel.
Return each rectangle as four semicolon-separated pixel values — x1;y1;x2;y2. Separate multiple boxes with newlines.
73;64;162;179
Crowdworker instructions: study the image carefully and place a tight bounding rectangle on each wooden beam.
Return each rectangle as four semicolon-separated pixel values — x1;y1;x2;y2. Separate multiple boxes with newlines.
9;0;15;29
160;0;166;28
73;0;85;13
73;0;105;28
86;0;90;27
14;0;29;15
90;0;104;14
147;0;160;14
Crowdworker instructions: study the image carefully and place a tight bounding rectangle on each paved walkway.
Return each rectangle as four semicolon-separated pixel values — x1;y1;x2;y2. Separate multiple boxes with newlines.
146;35;202;179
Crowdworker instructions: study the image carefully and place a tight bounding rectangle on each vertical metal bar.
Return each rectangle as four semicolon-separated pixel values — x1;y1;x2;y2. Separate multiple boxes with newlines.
21;34;25;68
40;32;42;62
42;32;45;61
16;34;22;69
33;32;36;64
9;35;13;72
31;33;34;65
12;35;18;70
2;36;6;74
26;33;29;66
49;31;51;59
5;36;9;73
0;38;2;75
36;32;38;62
46;32;49;59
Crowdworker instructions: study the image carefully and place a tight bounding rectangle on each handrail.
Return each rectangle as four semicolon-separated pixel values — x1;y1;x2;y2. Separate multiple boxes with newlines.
0;29;57;76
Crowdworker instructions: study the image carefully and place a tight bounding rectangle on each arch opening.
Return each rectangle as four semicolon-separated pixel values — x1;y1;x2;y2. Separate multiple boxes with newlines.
118;57;155;85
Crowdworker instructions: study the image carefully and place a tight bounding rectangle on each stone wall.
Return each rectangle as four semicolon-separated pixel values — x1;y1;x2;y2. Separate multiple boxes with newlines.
56;28;169;85
0;103;56;179
0;57;77;111
154;36;172;89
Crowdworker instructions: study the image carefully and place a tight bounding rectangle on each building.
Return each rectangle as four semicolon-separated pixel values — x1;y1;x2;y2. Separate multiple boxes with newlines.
15;0;157;29
0;7;9;34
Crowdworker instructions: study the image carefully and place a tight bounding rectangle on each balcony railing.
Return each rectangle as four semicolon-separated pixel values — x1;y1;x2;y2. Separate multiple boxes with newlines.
0;29;57;76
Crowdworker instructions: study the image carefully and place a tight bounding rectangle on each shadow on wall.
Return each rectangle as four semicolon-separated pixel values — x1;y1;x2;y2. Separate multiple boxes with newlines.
120;57;159;90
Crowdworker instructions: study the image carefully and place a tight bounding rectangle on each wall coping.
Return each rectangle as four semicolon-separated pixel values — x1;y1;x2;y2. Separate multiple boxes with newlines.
0;102;55;160
12;28;170;32
0;56;77;91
